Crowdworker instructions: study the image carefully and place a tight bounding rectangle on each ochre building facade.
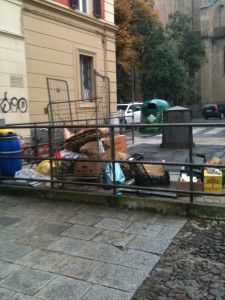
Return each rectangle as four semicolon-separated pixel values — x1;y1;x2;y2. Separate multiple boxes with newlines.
0;0;117;130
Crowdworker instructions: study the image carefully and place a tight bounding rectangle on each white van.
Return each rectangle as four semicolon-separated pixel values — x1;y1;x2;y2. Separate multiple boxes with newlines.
117;102;143;124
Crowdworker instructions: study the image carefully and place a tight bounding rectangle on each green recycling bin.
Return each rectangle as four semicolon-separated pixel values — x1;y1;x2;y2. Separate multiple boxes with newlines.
140;99;170;133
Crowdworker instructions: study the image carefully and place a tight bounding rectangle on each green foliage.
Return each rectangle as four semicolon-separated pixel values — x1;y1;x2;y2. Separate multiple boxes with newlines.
115;5;206;105
141;11;206;104
166;11;191;42
142;44;188;102
166;11;206;76
179;31;206;76
115;0;160;102
143;25;165;50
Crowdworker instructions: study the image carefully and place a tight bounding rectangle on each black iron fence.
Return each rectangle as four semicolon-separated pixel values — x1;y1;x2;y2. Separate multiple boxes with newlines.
0;121;225;203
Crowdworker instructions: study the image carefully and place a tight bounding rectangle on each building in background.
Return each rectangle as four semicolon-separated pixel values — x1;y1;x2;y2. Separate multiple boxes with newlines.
0;0;117;128
154;0;201;32
200;0;225;104
154;0;225;107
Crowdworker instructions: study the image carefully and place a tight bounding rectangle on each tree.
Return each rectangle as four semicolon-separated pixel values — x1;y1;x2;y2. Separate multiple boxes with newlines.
178;30;206;76
115;0;160;102
141;11;206;105
165;11;191;42
166;11;206;76
142;43;188;103
115;5;207;105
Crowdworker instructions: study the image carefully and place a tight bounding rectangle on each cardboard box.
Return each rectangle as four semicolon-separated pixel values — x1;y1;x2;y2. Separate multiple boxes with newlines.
101;135;127;154
105;150;130;161
176;180;203;196
74;161;101;177
73;154;109;177
143;164;165;176
79;140;105;158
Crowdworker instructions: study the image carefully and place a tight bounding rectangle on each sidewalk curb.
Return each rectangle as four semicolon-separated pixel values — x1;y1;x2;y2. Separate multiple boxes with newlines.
1;184;225;220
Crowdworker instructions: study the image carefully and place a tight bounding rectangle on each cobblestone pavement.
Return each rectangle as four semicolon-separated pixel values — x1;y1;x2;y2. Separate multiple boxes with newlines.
132;218;225;300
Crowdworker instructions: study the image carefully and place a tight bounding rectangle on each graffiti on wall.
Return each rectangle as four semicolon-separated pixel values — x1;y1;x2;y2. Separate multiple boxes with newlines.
0;92;28;113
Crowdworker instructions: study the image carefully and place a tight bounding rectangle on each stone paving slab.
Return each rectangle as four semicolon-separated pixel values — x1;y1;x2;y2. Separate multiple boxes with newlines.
61;224;103;240
88;263;149;292
115;249;160;271
8;293;39;300
0;195;187;300
127;212;159;224
0;286;16;299
81;284;133;300
46;237;91;256
98;209;134;220
15;232;61;249
0;267;56;296
15;249;67;271
127;235;173;254
153;216;187;226
78;242;124;263
0;226;34;243
124;222;163;237
67;214;104;226
94;217;132;232
0;216;21;227
50;255;103;280
92;229;134;248
157;225;184;239
0;261;22;280
0;242;33;262
35;275;93;300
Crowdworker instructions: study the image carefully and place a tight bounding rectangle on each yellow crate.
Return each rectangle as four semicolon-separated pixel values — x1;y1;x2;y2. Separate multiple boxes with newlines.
204;188;222;193
204;170;222;193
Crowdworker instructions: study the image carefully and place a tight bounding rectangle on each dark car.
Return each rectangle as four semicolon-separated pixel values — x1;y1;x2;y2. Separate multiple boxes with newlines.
202;103;225;119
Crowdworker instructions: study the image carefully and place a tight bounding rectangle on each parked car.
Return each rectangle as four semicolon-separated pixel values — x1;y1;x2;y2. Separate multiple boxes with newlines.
117;102;143;124
202;103;225;119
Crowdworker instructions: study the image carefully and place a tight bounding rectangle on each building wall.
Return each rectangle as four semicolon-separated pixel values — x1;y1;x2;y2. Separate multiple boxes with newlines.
154;0;201;31
0;0;30;129
200;0;225;104
22;0;117;124
154;0;225;106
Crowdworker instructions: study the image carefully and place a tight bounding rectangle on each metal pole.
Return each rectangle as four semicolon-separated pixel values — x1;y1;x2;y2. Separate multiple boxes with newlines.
189;125;194;203
131;66;136;143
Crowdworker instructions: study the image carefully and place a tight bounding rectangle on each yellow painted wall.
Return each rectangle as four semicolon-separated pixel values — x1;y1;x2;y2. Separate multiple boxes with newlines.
23;0;117;124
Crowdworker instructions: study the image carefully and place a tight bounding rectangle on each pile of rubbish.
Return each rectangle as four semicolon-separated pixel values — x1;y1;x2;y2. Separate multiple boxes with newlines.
15;127;170;189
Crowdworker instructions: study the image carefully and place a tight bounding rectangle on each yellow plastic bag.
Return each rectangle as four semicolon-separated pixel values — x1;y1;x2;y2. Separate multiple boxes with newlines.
35;160;59;176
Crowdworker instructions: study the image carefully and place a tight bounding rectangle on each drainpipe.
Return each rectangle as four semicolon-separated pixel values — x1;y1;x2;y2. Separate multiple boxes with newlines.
102;26;111;118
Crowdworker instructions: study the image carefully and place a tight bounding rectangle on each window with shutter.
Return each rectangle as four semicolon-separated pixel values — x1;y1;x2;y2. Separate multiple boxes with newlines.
80;55;93;100
70;0;79;9
93;0;102;18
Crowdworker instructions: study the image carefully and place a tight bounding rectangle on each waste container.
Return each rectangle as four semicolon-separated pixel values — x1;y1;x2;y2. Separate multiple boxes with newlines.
161;106;194;148
0;129;22;177
140;99;170;133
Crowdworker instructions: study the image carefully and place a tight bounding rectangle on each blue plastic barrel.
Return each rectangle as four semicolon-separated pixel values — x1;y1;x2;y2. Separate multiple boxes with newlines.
0;129;22;177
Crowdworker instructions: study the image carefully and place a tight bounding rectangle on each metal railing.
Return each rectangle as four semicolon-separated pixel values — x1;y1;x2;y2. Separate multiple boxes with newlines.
0;121;224;203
